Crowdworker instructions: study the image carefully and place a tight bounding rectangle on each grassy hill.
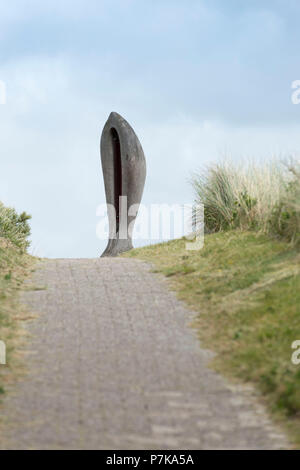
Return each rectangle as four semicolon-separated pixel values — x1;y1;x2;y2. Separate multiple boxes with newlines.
125;159;300;446
125;231;300;445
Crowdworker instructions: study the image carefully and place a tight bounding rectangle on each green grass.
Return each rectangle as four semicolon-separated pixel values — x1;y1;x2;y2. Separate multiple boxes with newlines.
0;202;34;398
124;231;300;446
0;238;35;396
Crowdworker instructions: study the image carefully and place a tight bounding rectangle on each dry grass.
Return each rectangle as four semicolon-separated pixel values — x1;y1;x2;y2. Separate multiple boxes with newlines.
191;159;300;245
269;161;300;246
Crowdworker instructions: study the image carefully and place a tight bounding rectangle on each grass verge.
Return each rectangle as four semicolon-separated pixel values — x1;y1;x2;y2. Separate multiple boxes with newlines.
124;231;300;447
0;237;35;397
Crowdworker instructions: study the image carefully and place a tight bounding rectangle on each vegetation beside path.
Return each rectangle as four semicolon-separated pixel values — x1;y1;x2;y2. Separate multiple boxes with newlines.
0;203;34;397
125;159;300;447
125;232;300;446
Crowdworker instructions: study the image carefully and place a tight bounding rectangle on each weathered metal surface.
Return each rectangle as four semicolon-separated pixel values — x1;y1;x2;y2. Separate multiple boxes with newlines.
100;112;146;257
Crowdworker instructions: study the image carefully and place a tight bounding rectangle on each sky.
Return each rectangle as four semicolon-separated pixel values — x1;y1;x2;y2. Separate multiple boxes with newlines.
0;0;300;258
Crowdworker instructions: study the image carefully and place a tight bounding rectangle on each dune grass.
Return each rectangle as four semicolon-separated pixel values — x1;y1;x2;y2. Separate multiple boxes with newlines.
191;159;300;246
268;162;300;247
124;231;300;446
0;204;34;397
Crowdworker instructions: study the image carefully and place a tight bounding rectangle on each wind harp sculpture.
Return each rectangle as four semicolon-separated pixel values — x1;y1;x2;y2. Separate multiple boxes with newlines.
100;112;146;257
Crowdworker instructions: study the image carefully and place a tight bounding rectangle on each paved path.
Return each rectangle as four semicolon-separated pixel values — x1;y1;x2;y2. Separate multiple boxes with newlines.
0;259;288;449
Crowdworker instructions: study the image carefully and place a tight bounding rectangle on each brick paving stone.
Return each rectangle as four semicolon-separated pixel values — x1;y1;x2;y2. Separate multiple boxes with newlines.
0;258;289;449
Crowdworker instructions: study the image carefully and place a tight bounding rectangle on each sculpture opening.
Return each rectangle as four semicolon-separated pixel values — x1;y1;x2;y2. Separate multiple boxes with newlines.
110;128;122;233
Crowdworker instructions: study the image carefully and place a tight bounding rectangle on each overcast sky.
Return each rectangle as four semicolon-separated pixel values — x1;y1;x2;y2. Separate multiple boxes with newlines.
0;0;300;257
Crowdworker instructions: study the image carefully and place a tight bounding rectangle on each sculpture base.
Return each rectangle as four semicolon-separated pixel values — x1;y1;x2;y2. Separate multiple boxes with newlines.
100;238;133;257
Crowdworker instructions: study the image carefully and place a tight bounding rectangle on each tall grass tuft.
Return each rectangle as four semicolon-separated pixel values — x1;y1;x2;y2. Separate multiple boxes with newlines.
192;159;300;246
0;202;31;250
268;161;300;247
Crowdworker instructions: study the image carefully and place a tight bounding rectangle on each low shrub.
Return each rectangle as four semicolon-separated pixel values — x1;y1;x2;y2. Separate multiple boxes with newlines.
0;202;31;250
